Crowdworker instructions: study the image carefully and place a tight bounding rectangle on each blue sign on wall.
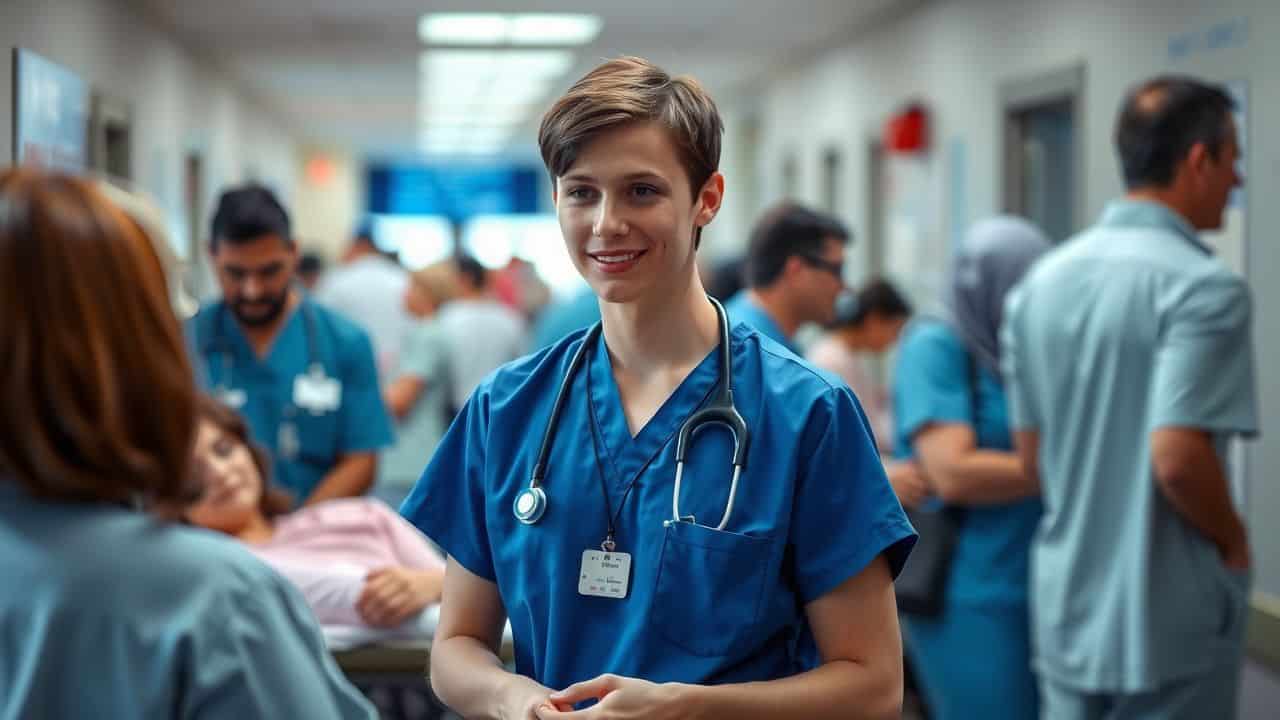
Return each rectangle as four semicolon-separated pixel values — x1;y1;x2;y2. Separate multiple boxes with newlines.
13;48;89;170
367;165;540;223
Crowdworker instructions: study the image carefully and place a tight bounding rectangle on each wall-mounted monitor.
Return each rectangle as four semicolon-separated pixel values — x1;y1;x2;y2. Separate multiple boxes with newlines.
12;48;89;170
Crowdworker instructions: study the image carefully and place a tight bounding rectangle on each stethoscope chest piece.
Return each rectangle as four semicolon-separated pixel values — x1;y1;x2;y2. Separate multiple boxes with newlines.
513;486;547;525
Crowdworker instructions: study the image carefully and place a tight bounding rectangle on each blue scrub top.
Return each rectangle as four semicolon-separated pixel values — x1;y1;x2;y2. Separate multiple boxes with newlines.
188;299;394;502
724;290;798;354
892;319;1041;607
403;322;916;689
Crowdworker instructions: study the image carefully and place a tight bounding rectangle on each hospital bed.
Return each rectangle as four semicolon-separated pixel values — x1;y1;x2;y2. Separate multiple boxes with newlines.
329;607;515;720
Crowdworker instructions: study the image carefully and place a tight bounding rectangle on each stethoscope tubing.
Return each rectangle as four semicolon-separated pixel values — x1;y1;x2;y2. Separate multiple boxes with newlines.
208;300;323;394
515;296;749;530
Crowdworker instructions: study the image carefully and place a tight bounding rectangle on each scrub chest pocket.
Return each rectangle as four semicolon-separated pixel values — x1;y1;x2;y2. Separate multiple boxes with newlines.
652;521;771;657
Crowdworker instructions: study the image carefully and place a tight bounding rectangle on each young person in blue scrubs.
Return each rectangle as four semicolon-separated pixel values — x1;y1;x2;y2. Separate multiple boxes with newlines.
724;203;850;354
890;216;1050;720
403;56;916;720
189;185;393;506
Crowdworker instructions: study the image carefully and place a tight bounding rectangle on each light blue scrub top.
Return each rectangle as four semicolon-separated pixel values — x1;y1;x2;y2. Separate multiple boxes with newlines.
188;299;394;502
724;290;799;354
380;318;452;491
403;322;916;689
1002;200;1259;692
0;482;375;719
892;319;1041;607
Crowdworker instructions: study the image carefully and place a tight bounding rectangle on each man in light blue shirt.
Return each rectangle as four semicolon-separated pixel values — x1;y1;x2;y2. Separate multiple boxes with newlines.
724;203;848;354
1002;75;1257;719
189;185;393;506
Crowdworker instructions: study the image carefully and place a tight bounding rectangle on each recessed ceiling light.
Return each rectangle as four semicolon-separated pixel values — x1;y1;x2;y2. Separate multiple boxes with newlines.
419;13;602;46
508;14;602;45
418;14;508;46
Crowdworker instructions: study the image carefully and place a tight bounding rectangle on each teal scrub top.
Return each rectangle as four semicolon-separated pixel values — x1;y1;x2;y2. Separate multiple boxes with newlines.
402;322;916;690
1001;200;1258;692
0;482;375;719
188;299;394;502
892;319;1041;607
724;290;799;354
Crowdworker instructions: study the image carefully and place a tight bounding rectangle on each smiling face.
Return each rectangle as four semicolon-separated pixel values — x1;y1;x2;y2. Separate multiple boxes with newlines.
554;121;722;307
185;418;265;534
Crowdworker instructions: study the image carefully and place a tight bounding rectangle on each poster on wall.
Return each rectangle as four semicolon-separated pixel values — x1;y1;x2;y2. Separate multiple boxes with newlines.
883;153;945;314
12;48;89;170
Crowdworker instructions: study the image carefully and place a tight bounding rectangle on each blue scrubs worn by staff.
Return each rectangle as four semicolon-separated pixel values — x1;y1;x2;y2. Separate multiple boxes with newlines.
403;320;916;689
724;290;798;354
189;298;393;502
893;319;1041;719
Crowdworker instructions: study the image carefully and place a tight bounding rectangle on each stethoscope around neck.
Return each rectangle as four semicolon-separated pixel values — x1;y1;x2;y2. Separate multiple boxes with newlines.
208;301;323;405
512;297;750;530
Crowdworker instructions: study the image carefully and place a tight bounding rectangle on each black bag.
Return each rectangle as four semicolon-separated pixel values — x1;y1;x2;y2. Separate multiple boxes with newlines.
894;345;981;617
895;505;964;616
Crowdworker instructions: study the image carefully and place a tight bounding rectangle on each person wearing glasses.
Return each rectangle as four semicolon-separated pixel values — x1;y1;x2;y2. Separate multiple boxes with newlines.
724;203;850;354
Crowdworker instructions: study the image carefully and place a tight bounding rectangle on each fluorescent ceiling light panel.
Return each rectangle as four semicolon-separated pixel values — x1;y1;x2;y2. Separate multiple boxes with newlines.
419;14;508;45
494;50;575;78
418;49;573;130
508;14;602;45
419;13;601;46
417;46;578;156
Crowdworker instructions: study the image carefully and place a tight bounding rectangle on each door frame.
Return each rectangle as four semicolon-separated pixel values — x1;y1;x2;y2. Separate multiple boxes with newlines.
1000;63;1086;235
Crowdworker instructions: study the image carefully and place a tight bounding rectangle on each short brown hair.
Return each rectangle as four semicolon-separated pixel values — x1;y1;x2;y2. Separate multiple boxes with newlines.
0;169;196;505
538;56;723;199
195;394;294;517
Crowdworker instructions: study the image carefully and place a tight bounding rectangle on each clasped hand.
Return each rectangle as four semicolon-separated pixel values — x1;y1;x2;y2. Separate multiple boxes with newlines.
532;674;686;720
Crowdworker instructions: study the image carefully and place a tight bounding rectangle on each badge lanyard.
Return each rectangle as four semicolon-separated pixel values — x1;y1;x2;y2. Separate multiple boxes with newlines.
576;354;665;600
210;303;339;461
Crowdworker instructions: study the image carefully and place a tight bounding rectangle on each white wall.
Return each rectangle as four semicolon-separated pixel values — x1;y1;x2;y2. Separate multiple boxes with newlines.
1;0;299;278
716;0;1280;599
293;147;365;262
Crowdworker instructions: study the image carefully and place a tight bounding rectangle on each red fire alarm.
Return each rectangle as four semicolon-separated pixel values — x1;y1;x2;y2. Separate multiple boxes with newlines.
884;104;930;153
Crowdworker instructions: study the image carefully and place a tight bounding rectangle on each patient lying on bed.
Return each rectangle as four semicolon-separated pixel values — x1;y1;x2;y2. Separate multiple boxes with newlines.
186;394;445;647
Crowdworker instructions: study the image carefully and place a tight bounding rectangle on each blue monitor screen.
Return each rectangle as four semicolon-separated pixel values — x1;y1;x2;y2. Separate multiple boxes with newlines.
368;165;540;222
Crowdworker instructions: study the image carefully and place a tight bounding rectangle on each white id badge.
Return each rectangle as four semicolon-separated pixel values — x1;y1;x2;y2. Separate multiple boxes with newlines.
578;549;632;599
218;387;247;409
293;369;342;414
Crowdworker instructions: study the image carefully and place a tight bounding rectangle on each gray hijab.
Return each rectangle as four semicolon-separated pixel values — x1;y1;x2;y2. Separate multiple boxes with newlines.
946;215;1051;375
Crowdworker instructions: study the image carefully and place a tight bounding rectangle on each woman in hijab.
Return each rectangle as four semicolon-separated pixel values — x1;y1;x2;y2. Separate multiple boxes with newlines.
890;216;1051;720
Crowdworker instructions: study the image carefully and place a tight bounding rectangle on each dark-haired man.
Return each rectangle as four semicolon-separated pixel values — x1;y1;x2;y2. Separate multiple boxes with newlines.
1002;75;1256;718
725;203;849;353
188;184;393;506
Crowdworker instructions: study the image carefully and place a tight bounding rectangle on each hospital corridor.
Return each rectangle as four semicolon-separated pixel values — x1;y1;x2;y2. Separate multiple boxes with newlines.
4;0;1280;718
